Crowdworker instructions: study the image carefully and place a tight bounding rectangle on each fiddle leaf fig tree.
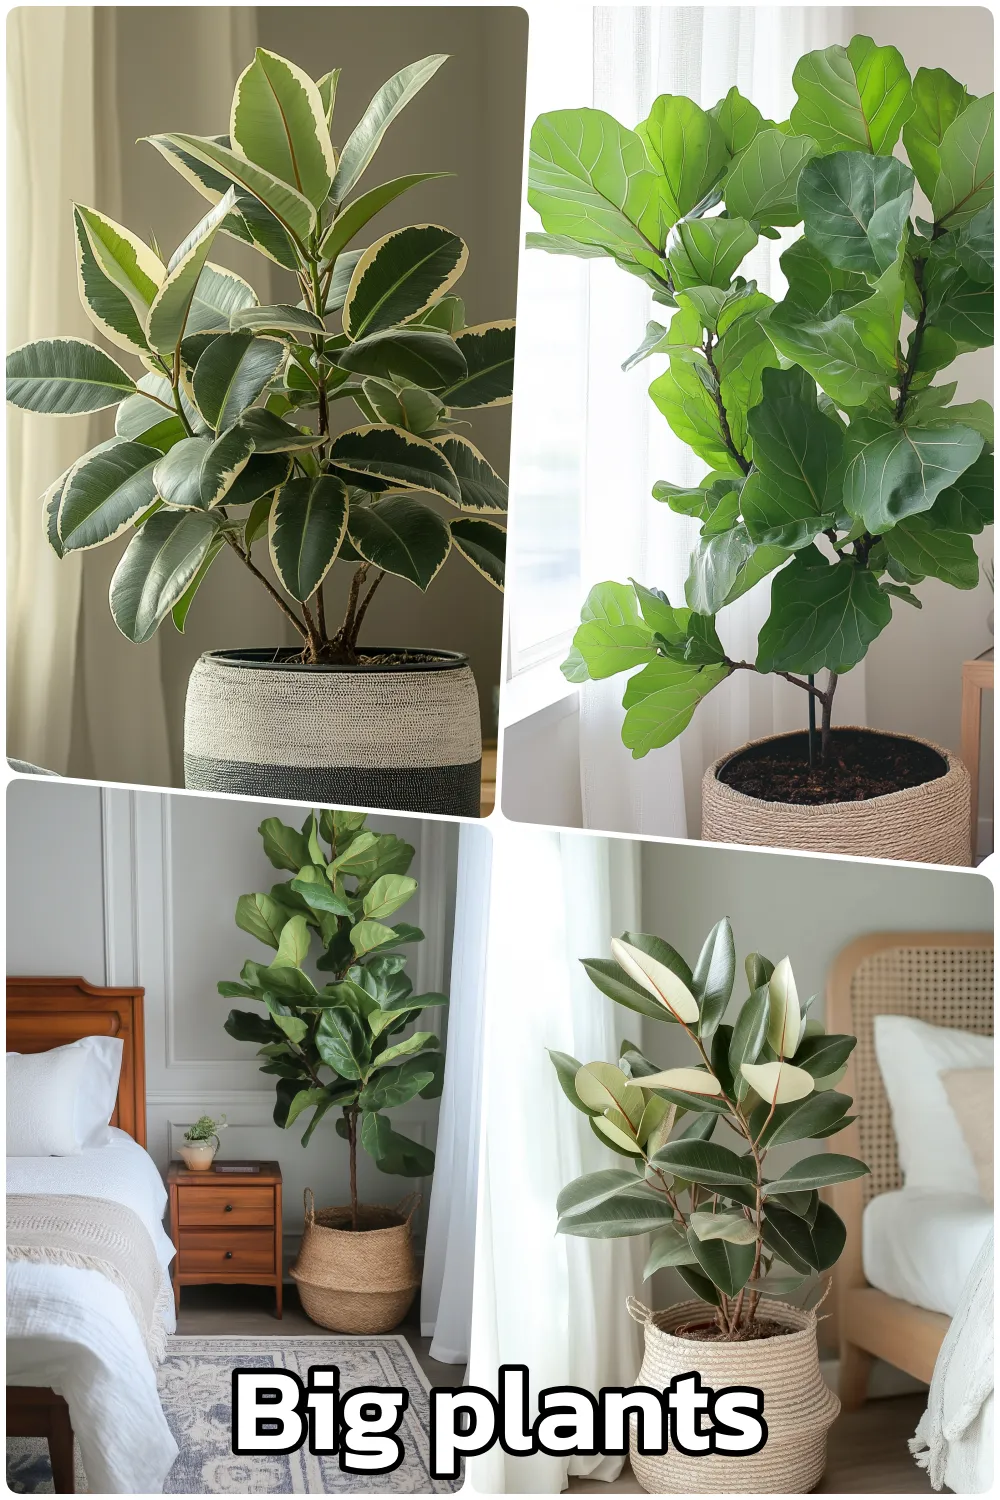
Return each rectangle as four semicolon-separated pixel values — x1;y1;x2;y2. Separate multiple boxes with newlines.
8;49;512;664
551;919;869;1337
219;809;445;1229
529;37;993;760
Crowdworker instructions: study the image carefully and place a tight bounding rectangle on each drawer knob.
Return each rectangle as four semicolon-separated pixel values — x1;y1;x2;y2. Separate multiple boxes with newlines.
225;1250;233;1259
224;1204;233;1212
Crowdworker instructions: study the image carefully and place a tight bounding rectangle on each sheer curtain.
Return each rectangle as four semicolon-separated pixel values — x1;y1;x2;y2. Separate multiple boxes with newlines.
420;823;492;1365
469;827;645;1493
578;6;859;838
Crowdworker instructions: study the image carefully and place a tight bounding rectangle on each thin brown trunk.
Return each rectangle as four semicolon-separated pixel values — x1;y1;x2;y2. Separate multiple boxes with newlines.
347;1107;359;1232
820;671;839;761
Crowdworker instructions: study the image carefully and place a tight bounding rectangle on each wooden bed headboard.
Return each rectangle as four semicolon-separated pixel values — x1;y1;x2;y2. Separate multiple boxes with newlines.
6;977;147;1147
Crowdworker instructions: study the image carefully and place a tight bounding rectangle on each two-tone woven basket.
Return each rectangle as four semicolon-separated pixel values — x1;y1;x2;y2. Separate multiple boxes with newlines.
184;646;482;816
290;1190;421;1335
701;728;970;865
626;1297;839;1494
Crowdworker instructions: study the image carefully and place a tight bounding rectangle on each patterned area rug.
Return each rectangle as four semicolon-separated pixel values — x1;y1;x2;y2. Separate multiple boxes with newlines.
7;1334;459;1494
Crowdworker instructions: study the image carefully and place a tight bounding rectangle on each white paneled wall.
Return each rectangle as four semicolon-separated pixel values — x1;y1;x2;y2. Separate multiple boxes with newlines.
7;778;460;1260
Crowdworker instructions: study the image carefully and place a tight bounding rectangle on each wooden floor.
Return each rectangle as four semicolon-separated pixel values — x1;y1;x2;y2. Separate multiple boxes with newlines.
567;1394;935;1494
174;1282;466;1390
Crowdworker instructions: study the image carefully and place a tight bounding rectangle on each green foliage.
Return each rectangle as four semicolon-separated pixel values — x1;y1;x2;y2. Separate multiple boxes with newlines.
8;48;513;665
184;1113;228;1144
218;809;444;1192
552;918;868;1336
528;37;993;757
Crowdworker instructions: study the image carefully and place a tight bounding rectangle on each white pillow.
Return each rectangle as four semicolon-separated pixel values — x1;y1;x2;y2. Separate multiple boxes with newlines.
6;1037;123;1156
873;1015;993;1197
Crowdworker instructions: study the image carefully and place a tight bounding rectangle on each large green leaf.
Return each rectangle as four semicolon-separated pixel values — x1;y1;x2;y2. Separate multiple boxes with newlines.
922;254;993;351
145;190;236;356
723;129;819;226
790;36;913;155
343;225;467;340
431;436;506;512
268;476;348;601
315;1006;370;1079
637;94;727;221
229;304;325;339
756;545;893;675
564;581;654;680
320;173;448;261
667;217;757;290
621;658;728;758
337;327;466;390
192;332;284;431
779;238;870;318
713;292;781;457
651;1139;755;1190
580;958;683;1025
237;408;322;454
688;1229;755;1296
235;891;287;948
740;366;845;549
763;1200;846;1273
686;525;758;615
903;68;974;199
57;442;160;552
327;424;461;503
359;1112;435;1177
73;205;163;356
440;322;515;409
152;428;255;511
7;337;136;415
346;494;451;589
711;87;774;155
765;259;904;408
110;509;220;643
528;108;668;269
148;132;316;245
757;1089;854;1148
884;516;980;589
360;1056;437;1111
188;263;259;335
841;418;983;531
649;351;745;474
556;1178;676;1239
230;48;335;209
115;373;192;449
799;153;914;278
332;54;448;204
931;93;994;228
450;517;505;589
691;917;736;1043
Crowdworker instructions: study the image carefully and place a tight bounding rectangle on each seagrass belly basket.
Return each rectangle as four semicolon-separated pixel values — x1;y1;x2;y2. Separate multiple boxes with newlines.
290;1190;421;1335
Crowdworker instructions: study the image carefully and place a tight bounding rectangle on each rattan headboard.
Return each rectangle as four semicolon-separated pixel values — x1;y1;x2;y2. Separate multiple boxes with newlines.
6;976;147;1147
827;933;993;1208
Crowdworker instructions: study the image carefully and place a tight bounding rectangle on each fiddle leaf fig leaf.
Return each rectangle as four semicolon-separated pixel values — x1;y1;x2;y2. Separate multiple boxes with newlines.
637;94;728;222
903;67;974;200
798;153;914;278
841;419;984;532
724;129;819;226
789;36;913;155
756;546;893;676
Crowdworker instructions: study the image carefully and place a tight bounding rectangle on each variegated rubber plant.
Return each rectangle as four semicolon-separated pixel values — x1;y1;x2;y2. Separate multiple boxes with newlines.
219;808;445;1229
7;50;513;663
550;920;869;1337
529;37;993;759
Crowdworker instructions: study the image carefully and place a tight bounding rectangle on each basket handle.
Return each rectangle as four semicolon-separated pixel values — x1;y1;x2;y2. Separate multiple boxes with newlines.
626;1296;653;1326
396;1190;421;1223
303;1187;316;1224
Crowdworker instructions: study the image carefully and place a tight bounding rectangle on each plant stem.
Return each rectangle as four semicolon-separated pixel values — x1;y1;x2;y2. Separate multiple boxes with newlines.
703;336;751;476
348;568;386;648
820;671;839;760
894;253;929;421
221;532;309;639
347;1106;360;1232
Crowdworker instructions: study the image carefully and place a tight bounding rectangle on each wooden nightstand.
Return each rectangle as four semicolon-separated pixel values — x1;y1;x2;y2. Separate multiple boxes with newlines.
167;1160;283;1317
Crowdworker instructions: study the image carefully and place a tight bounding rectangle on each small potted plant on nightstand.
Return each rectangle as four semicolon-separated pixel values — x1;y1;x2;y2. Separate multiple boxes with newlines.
218;807;445;1333
180;1113;227;1171
552;918;868;1493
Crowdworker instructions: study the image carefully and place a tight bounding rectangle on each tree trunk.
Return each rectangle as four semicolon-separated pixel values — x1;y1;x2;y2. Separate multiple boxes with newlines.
820;671;839;762
348;1108;359;1232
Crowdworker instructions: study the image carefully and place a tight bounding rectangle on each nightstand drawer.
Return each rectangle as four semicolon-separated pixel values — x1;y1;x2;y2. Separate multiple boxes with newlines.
178;1229;275;1275
177;1186;274;1228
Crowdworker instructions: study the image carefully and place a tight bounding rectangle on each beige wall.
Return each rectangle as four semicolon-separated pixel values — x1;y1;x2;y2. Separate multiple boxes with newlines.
63;6;526;783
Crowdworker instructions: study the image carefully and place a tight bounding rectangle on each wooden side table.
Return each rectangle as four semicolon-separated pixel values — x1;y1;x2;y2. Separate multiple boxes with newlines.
961;651;993;859
167;1160;282;1317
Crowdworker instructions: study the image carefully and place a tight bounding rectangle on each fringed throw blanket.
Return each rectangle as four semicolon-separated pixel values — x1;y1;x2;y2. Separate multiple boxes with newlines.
7;1192;172;1364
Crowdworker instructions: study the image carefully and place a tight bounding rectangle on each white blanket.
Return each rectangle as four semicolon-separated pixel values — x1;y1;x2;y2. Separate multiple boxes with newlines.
911;1230;994;1493
863;1188;992;1317
7;1129;179;1493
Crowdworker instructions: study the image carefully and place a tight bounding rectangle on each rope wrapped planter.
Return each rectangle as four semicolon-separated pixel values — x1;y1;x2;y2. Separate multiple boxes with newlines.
701;729;970;865
290;1190;421;1335
627;1298;839;1494
184;647;482;817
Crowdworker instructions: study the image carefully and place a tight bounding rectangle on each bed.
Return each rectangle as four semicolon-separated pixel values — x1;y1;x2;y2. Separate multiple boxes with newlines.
6;976;179;1493
827;932;994;1405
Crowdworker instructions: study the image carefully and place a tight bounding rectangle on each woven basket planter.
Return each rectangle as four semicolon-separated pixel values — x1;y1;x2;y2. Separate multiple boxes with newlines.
701;728;970;865
289;1190;420;1335
627;1298;839;1494
184;647;481;816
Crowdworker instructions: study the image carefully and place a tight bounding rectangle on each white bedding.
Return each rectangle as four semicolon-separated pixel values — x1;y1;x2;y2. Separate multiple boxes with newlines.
7;1128;179;1493
862;1187;993;1318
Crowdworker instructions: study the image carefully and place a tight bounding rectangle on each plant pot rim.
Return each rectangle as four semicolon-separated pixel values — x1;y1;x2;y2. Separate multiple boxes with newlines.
304;1203;414;1237
708;725;961;811
201;646;470;675
648;1296;818;1348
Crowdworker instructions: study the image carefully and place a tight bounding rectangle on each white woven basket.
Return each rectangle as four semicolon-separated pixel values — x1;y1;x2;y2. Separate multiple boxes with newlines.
701;728;970;865
627;1297;839;1494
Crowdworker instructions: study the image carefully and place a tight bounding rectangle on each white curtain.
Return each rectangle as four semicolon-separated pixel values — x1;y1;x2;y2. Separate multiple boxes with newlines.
578;6;860;839
469;826;645;1493
420;823;493;1364
7;8;96;772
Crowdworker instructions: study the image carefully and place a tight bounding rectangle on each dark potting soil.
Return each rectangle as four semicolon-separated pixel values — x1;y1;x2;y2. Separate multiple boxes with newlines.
673;1318;789;1343
717;729;948;806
